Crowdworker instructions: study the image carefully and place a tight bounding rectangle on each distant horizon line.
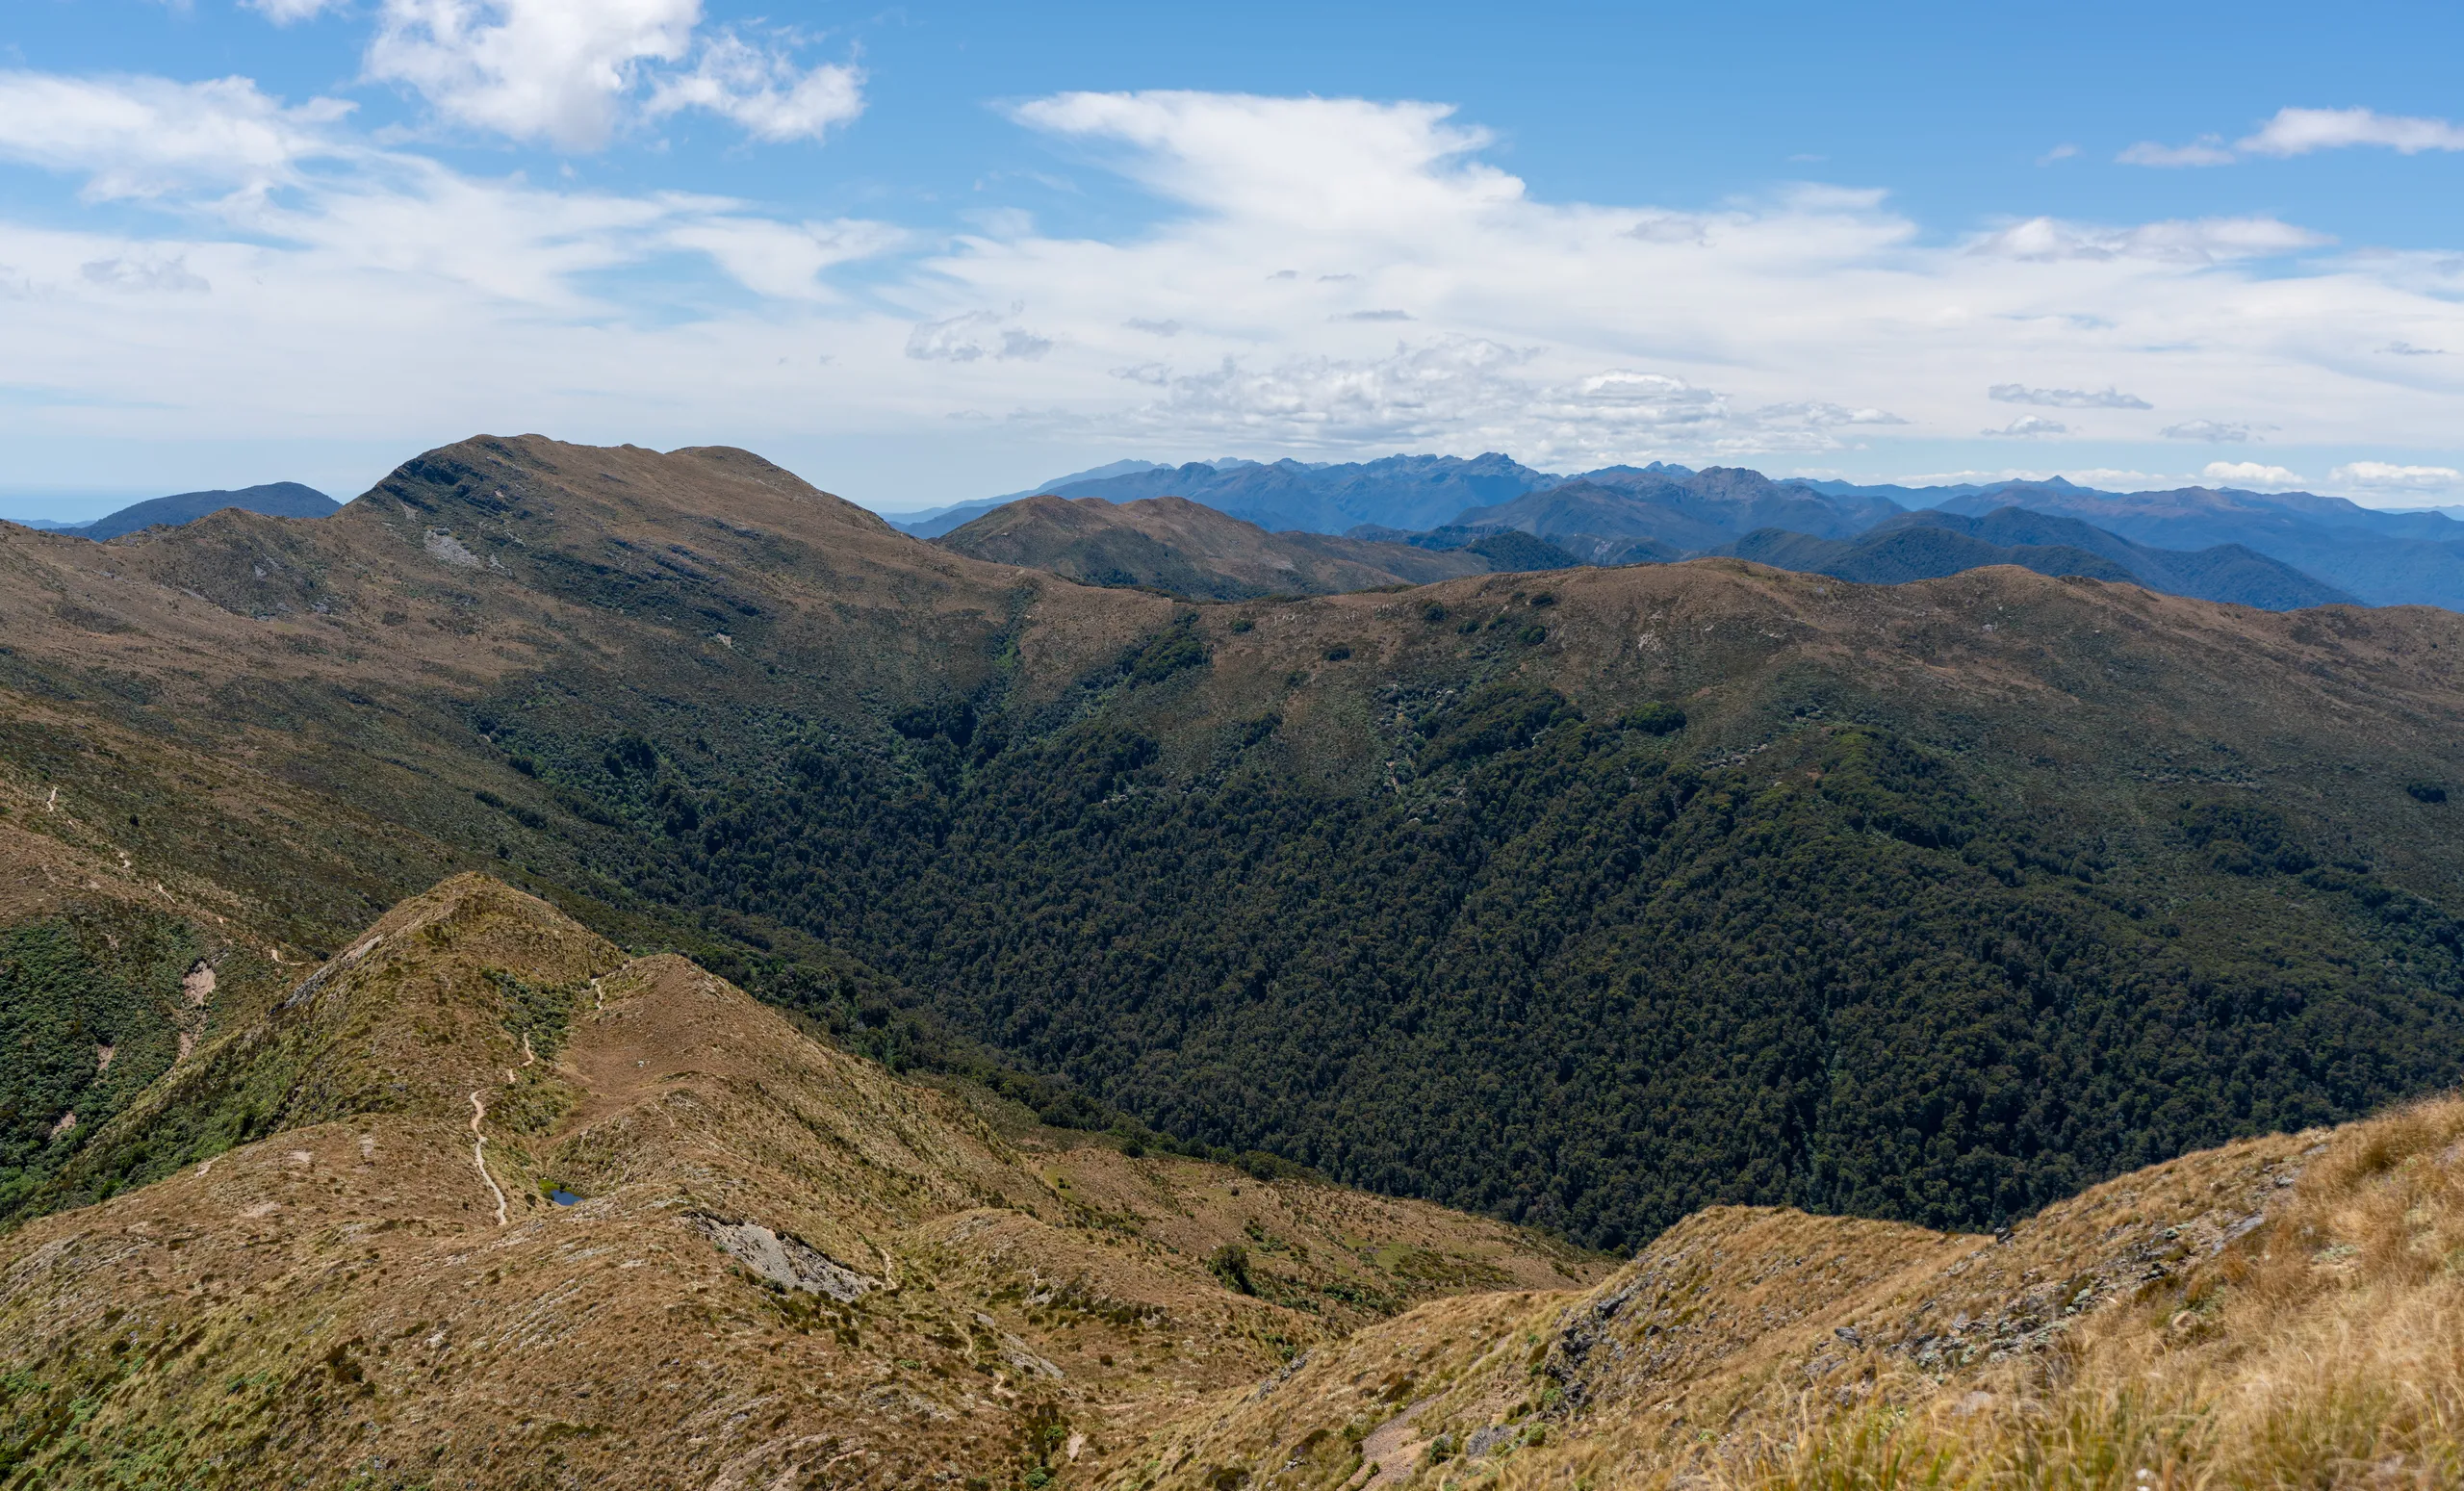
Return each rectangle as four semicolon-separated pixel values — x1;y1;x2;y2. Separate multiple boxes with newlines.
9;447;2464;527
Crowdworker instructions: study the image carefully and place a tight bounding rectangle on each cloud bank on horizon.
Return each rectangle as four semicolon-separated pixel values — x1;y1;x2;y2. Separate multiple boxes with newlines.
0;0;2460;509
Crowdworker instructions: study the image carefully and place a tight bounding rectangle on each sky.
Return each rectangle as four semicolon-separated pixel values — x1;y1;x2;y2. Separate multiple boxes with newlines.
4;1;2464;519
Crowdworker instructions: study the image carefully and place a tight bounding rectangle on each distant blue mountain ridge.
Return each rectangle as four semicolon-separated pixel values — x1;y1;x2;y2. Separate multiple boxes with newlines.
927;454;2464;610
13;482;339;541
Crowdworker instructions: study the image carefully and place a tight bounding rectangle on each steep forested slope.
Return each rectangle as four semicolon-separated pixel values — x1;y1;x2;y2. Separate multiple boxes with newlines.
483;662;2464;1248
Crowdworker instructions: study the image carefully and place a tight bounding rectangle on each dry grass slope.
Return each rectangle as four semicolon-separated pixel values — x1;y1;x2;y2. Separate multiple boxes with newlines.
1102;1096;2464;1490
0;874;1601;1490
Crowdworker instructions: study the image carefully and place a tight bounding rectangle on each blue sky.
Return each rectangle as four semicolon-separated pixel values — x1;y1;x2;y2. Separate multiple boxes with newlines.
4;0;2463;518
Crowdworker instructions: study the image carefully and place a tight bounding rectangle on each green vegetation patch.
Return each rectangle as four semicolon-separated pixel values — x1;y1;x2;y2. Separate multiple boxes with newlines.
485;967;585;1060
0;906;200;1214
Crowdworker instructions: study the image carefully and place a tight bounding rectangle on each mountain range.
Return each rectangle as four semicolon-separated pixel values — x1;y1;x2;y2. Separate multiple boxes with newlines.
932;458;2381;611
895;452;1576;537
1725;506;2357;609
1927;481;2464;608
934;493;1485;599
4;433;2464;1483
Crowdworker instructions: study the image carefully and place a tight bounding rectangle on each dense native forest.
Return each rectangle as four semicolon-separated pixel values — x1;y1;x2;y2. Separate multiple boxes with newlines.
463;614;2464;1250
0;908;201;1214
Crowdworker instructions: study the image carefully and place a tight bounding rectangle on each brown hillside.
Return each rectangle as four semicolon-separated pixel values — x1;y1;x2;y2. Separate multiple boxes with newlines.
0;874;1600;1489
935;493;1486;600
1103;1095;2464;1489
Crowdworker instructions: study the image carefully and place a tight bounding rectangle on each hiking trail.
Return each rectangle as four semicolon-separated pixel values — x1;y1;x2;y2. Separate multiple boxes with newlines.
468;1091;508;1226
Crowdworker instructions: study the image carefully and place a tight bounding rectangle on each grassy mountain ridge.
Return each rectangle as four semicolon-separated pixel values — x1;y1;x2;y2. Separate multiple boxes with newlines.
0;873;1598;1488
3;436;2463;1258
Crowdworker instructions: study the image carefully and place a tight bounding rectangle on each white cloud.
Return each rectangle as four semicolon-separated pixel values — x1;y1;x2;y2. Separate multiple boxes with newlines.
662;217;906;300
1028;342;1905;466
2117;137;2236;168
2120;108;2464;170
1825;467;2200;492
644;29;862;142
2328;461;2462;491
366;0;860;150
2061;468;2200;491
368;0;695;148
1010;91;1520;235
1989;384;2150;409
2240;107;2464;157
0;71;350;199
9;82;2464;497
907;307;1055;363
2162;419;2258;443
81;254;211;293
244;0;342;22
1970;215;2326;264
2203;461;2305;489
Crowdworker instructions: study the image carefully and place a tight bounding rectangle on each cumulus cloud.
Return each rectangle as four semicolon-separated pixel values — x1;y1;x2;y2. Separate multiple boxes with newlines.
2202;461;2305;489
1983;416;2066;438
1989;384;2151;409
644;30;862;142
367;0;860;150
2162;419;2258;443
2329;461;2462;491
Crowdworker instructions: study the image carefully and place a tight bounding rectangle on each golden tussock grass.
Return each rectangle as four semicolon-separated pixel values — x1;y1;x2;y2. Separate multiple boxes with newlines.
1714;1096;2464;1491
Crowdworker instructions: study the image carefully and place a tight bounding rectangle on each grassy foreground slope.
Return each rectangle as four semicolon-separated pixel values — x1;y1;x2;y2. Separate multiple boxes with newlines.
0;875;1599;1490
1109;1093;2464;1489
2;436;2463;1251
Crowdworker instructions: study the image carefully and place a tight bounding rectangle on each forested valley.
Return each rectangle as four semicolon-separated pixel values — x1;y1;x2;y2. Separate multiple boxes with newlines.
470;618;2464;1249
